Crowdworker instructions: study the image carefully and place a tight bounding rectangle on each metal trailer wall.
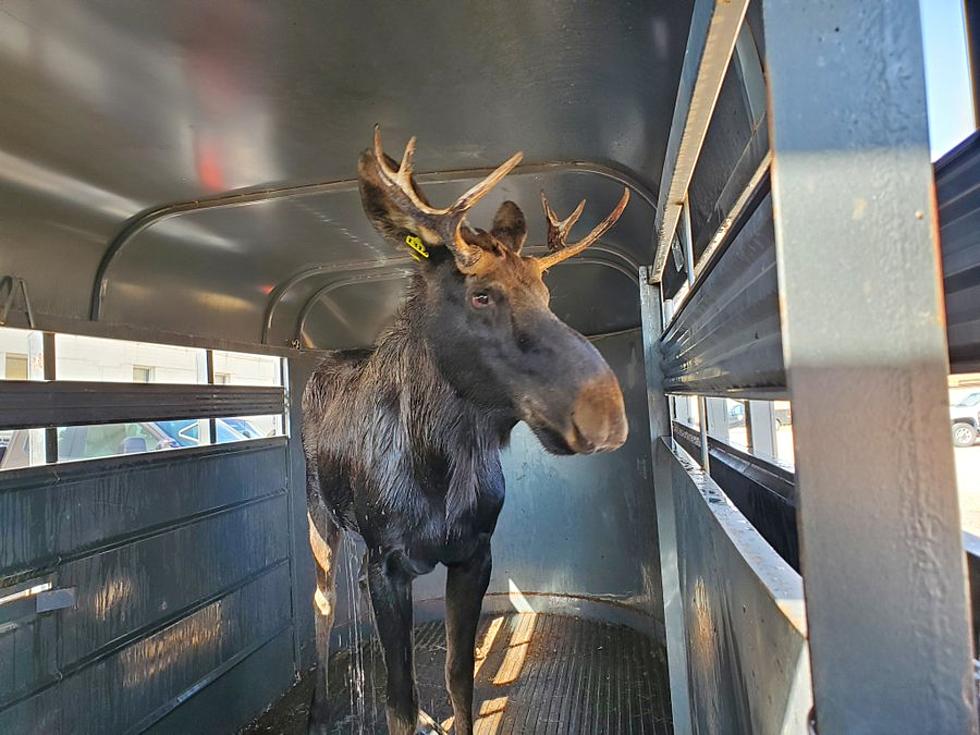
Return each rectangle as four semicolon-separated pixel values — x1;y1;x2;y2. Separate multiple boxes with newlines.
0;359;319;734
648;0;977;733
655;439;810;734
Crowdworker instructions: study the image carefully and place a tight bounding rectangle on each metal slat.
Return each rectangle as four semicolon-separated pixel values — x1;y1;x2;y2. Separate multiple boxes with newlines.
659;187;787;398
0;381;285;430
651;0;750;279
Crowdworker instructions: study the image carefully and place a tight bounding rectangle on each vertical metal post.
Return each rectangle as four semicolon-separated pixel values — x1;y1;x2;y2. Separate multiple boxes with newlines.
639;267;692;734
740;400;754;453
639;269;671;442
681;200;711;472
681;199;696;286
42;332;57;464
205;350;216;445
762;1;977;732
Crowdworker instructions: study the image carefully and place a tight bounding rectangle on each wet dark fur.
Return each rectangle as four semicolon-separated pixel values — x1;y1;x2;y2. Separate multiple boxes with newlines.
302;142;627;735
302;269;512;570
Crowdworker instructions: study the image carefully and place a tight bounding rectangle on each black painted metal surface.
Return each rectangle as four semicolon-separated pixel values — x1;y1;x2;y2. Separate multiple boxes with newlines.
660;188;786;398
245;614;673;735
0;439;297;733
0;381;284;430
672;422;798;571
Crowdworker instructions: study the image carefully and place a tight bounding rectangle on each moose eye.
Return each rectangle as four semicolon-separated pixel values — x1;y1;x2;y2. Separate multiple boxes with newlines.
471;292;492;309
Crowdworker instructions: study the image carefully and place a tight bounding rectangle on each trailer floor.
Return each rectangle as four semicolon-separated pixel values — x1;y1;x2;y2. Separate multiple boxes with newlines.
242;613;672;734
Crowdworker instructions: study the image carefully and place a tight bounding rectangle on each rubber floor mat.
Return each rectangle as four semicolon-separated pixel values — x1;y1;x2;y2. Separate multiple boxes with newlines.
243;613;672;734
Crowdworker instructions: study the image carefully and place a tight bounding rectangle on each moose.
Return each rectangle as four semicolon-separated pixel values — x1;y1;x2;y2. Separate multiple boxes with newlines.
303;127;630;735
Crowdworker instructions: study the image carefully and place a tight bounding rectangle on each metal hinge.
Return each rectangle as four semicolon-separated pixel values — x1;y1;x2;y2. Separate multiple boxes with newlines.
0;582;76;625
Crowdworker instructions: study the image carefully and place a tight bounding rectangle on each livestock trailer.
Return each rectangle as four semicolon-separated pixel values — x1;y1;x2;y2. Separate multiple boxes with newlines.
1;1;978;734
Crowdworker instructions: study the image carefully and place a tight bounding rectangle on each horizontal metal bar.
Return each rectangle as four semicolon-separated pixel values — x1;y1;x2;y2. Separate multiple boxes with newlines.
0;435;285;488
291;251;643;349
651;0;750;282
660;189;787;397
0;381;285;430
264;241;642;345
672;420;798;570
92;159;658;323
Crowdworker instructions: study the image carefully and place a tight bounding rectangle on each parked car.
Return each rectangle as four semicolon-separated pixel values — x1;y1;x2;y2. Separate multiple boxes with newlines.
726;401;792;429
950;392;980;447
0;418;264;469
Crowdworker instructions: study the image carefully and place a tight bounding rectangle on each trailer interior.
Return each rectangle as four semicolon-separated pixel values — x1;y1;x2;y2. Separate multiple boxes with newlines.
1;2;979;734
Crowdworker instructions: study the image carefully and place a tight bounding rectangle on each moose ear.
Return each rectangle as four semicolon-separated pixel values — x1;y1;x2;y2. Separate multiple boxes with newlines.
490;201;527;253
358;149;433;245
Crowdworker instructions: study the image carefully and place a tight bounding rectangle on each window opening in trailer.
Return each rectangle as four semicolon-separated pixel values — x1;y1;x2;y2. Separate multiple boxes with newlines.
0;325;43;380
55;333;207;384
669;393;798;570
0;326;286;472
950;373;980;536
919;0;975;159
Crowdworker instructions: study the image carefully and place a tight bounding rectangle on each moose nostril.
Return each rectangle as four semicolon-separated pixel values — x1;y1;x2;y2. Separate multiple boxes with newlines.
569;372;627;453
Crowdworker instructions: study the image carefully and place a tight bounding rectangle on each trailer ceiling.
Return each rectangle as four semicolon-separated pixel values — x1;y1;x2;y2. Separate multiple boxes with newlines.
0;1;692;348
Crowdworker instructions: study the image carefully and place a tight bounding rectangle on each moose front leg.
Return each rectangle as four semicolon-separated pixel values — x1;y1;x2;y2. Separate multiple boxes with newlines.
367;550;422;735
444;540;492;735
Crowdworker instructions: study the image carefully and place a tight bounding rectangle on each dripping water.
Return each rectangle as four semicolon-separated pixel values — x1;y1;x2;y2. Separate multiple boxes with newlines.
340;532;369;733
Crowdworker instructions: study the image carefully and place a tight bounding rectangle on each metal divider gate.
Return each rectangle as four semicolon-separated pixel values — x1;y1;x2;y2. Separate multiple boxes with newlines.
0;351;319;734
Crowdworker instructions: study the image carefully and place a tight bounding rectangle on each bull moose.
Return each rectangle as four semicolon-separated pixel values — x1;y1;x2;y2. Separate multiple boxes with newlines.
303;127;630;734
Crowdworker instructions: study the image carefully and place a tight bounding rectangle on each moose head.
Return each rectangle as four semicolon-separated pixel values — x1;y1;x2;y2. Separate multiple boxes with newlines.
359;127;629;455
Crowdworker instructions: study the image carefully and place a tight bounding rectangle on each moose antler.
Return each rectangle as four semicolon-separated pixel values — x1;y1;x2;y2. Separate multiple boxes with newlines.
536;187;631;270
370;125;524;271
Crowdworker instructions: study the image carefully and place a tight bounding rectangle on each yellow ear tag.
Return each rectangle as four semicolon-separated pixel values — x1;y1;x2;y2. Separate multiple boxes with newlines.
404;234;430;261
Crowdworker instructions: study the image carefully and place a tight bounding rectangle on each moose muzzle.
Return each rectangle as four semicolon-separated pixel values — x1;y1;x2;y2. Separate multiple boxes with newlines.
565;371;628;454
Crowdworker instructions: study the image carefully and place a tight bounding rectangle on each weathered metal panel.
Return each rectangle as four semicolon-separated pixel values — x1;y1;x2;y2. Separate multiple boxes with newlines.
0;436;300;734
0;439;287;579
763;0;977;731
661;438;811;735
1;496;289;708
491;330;660;623
0;565;291;734
143;626;295;735
0;381;284;430
660;189;787;398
